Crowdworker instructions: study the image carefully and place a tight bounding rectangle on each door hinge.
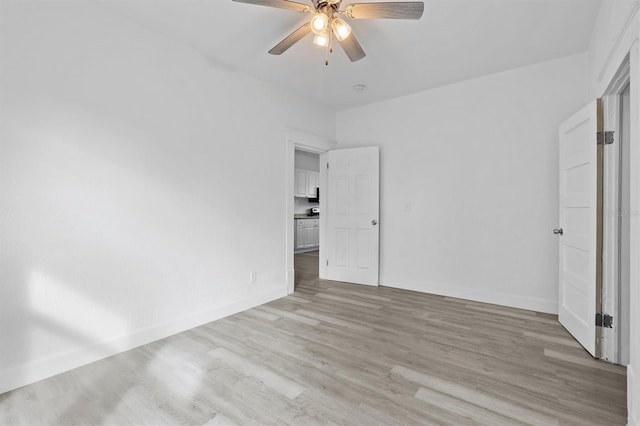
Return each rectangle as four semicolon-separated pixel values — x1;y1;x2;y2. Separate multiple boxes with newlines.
596;312;613;328
326;163;329;169
597;131;614;145
326;260;329;266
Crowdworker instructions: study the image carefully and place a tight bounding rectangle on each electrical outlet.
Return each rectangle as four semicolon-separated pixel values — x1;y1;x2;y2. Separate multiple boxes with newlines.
250;271;257;284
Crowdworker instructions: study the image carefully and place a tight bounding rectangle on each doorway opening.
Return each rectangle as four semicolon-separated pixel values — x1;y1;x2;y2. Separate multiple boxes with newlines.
293;150;321;288
601;58;631;365
285;129;335;294
285;130;381;293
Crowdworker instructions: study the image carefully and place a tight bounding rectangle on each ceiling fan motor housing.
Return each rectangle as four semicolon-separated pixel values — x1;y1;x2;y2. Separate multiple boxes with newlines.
317;0;342;8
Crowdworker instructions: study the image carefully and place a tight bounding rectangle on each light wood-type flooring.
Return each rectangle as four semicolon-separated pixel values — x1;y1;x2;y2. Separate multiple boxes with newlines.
0;251;627;425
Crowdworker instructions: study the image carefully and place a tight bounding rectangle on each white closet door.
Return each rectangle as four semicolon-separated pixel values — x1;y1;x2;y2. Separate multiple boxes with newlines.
558;100;599;357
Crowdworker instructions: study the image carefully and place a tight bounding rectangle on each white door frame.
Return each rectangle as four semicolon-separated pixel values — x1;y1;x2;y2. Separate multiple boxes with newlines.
285;129;336;294
591;6;640;421
627;40;640;426
602;36;640;426
601;57;631;364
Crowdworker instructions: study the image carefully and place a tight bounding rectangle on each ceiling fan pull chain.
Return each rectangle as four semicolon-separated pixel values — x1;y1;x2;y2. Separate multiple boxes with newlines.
325;30;330;65
325;37;328;65
329;8;334;54
325;21;333;66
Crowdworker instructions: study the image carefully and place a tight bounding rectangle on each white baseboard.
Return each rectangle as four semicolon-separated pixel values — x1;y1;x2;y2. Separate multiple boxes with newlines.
0;287;286;395
286;268;295;294
384;280;558;314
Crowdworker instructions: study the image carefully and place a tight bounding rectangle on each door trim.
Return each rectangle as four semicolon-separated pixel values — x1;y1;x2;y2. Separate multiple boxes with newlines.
628;40;640;426
601;57;631;364
285;129;336;294
597;98;604;359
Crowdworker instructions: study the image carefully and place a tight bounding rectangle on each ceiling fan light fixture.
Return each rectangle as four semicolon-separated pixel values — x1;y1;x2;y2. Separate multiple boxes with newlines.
313;32;330;47
310;12;329;35
331;17;351;41
234;0;425;63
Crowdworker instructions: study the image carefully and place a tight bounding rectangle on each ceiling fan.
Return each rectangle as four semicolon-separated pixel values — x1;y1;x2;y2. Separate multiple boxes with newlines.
232;0;424;63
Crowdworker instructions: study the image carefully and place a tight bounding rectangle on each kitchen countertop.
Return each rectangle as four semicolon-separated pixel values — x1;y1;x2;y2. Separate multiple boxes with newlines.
294;214;320;219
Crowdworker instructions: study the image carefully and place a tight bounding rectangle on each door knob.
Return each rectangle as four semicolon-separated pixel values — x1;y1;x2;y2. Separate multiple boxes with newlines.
371;220;378;226
553;228;563;235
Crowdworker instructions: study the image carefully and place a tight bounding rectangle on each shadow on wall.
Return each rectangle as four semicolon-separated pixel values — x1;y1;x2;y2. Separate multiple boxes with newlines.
0;268;132;385
0;267;228;424
0;267;136;422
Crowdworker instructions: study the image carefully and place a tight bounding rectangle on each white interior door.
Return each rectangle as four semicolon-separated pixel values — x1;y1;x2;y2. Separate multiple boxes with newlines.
325;146;379;286
558;100;600;357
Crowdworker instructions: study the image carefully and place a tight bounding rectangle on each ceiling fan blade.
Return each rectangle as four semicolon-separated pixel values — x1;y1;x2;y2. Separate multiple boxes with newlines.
232;0;312;13
344;2;424;19
269;23;312;55
338;32;366;62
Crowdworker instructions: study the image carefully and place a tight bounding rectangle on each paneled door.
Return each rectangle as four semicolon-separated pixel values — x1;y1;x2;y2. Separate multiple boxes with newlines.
557;100;601;357
326;147;379;286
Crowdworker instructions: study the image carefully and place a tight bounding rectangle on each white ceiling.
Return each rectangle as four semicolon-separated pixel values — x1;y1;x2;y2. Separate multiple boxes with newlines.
92;0;602;110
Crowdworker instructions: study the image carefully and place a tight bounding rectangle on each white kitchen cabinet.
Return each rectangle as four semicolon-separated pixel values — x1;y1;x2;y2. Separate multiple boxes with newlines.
294;169;319;198
304;226;315;248
306;171;319;198
311;223;319;247
295;218;319;252
294;169;308;197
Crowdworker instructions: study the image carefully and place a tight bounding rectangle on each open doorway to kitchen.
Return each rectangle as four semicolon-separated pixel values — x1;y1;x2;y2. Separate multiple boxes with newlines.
294;151;321;251
285;129;335;294
293;150;321;287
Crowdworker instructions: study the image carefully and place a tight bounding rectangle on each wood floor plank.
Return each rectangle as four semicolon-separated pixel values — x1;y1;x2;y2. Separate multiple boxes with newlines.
314;292;383;309
523;331;583;348
392;365;559;425
255;306;320;326
466;305;559;325
414;387;527;426
203;413;237;426
283;295;311;304
323;285;394;302
294;308;374;332
208;347;306;400
544;348;627;375
243;308;279;321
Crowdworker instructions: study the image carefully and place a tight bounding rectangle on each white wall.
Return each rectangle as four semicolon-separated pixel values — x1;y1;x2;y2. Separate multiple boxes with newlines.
588;2;640;424
294;198;319;215
295;150;320;172
0;1;334;393
336;53;588;314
